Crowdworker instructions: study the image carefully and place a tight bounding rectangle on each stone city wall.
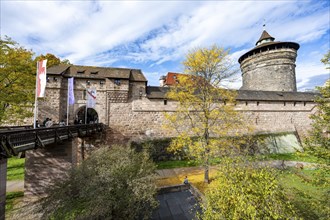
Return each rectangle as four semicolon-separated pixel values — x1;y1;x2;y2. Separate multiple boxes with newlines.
107;97;316;143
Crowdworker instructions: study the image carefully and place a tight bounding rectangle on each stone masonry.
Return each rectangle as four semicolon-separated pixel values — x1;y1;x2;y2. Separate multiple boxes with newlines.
239;30;299;92
240;48;298;92
23;30;319;199
24;139;78;197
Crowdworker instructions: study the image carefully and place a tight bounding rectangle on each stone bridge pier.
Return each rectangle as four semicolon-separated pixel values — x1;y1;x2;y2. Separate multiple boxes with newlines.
24;137;87;198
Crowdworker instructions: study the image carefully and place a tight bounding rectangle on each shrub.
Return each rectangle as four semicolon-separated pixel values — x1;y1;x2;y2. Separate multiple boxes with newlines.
200;157;298;220
38;145;158;220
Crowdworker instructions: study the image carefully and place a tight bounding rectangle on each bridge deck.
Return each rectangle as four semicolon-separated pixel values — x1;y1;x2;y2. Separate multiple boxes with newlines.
0;123;105;159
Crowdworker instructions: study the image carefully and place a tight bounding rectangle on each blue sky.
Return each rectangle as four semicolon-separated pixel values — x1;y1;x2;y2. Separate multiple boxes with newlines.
1;0;329;90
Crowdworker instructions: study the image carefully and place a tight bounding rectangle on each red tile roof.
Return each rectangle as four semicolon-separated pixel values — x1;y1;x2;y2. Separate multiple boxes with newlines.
164;72;183;86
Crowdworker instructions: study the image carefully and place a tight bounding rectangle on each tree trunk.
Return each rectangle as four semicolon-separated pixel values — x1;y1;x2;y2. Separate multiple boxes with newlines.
204;164;209;183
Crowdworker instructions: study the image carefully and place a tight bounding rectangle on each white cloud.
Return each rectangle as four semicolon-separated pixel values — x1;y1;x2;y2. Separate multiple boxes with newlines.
296;62;329;89
1;0;329;89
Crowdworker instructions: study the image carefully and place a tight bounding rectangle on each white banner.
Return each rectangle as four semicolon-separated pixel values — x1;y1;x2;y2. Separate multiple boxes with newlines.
36;60;47;97
87;88;96;108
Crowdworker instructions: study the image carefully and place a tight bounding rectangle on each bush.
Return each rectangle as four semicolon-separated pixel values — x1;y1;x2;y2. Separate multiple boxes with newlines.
131;138;187;161
200;157;298;220
38;145;158;220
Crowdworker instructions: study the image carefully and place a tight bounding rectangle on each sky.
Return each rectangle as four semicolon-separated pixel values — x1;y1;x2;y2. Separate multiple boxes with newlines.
1;0;329;91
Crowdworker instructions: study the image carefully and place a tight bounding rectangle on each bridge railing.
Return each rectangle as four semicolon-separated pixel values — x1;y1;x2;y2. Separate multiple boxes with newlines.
0;123;105;159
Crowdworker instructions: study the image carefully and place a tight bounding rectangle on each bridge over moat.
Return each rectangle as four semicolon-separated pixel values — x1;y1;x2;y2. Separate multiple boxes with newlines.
0;124;105;220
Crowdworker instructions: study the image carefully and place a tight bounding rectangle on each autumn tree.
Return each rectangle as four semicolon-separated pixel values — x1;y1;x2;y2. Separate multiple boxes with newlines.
0;36;71;125
36;145;158;219
165;45;244;183
34;53;70;68
0;36;35;124
200;157;297;219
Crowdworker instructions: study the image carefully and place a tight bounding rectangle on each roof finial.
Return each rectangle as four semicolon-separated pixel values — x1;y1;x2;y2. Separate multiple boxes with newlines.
263;19;266;30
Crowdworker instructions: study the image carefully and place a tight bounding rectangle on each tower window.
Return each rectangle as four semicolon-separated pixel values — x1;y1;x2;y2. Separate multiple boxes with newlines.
114;79;121;86
164;99;167;105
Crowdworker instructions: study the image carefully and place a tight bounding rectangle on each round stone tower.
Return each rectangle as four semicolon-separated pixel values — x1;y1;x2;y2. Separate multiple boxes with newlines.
238;30;300;91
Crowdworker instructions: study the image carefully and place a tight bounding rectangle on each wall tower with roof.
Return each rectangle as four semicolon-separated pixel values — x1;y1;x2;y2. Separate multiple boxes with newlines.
238;30;300;92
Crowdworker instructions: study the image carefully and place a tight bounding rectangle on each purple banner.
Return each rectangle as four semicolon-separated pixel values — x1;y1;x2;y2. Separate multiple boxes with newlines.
68;78;75;105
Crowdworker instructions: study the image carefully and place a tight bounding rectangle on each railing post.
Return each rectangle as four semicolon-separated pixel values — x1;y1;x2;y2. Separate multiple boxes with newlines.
0;158;7;220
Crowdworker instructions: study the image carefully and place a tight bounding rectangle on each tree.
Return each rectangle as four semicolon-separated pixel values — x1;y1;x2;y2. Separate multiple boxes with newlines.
305;50;330;162
200;157;297;220
34;53;70;68
37;145;158;219
0;36;35;124
320;50;330;68
164;45;244;183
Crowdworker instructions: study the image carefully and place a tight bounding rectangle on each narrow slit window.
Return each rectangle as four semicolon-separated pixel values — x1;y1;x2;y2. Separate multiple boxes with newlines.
114;79;121;86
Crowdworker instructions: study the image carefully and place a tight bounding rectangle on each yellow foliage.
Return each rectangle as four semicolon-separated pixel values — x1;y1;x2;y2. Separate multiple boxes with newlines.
156;167;217;193
164;45;249;182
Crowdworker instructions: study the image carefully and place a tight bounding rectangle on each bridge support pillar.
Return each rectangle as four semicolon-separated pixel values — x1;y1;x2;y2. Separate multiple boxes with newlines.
0;158;7;220
24;138;80;198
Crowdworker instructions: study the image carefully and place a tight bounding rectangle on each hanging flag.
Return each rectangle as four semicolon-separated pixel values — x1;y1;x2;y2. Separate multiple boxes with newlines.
68;78;75;105
36;60;47;97
87;88;97;108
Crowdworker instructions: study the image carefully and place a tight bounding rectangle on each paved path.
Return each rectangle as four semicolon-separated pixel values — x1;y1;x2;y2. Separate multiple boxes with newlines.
6;181;24;192
156;166;204;179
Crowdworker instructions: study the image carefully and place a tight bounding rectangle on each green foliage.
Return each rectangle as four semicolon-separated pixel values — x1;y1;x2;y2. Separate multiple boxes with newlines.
34;53;71;68
0;36;71;125
131;138;187;161
201;157;298;220
0;36;35;124
38;145;158;220
321;50;330;69
304;51;330;163
7;157;25;181
5;191;24;214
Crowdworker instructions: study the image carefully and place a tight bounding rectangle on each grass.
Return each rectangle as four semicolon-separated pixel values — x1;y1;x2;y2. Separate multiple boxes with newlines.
156;158;222;169
257;152;321;163
7;157;25;181
279;168;329;219
5;191;24;214
156;160;199;169
156;152;321;170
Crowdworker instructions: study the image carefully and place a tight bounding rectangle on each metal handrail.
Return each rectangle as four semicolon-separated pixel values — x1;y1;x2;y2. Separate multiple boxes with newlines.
0;123;105;159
